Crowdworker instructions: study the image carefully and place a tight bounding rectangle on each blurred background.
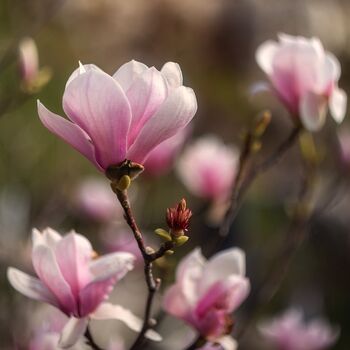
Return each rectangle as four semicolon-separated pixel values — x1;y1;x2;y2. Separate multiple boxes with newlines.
0;0;350;349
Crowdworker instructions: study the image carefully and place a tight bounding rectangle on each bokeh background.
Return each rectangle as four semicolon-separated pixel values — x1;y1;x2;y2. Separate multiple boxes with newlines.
0;0;350;349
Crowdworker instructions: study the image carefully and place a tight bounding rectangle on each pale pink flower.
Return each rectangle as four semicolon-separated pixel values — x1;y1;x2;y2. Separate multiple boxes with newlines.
177;136;238;200
38;60;197;172
163;248;249;348
8;228;161;348
75;178;120;222
256;33;347;131
144;128;188;176
19;37;39;84
259;308;339;350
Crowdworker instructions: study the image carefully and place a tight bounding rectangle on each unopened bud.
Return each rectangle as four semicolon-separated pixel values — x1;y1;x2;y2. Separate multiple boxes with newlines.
254;111;272;137
165;249;174;255
166;198;192;239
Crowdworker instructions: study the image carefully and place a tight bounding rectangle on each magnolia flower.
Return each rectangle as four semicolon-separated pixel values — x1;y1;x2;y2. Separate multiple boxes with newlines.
75;178;120;222
177;136;238;200
19;37;39;85
163;248;250;350
8;228;161;348
259;308;339;350
144;127;188;176
18;37;51;92
256;33;347;131
38;60;197;172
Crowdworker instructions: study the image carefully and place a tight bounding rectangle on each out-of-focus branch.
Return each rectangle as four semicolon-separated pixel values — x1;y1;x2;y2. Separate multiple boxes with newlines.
218;124;302;240
236;143;318;340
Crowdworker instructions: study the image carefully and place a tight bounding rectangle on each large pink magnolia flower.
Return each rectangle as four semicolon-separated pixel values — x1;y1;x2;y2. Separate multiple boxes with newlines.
256;33;347;131
259;308;339;350
176;136;238;200
8;228;161;348
37;60;197;172
163;248;250;350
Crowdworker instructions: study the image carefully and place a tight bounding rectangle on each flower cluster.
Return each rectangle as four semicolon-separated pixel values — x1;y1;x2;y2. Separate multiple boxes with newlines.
6;32;346;350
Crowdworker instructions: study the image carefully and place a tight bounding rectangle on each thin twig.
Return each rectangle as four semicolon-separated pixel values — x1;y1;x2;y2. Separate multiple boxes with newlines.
85;327;103;350
236;158;315;340
114;189;174;350
218;125;302;242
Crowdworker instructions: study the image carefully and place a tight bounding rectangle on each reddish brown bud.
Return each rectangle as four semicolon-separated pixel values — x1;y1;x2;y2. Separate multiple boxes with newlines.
166;198;192;237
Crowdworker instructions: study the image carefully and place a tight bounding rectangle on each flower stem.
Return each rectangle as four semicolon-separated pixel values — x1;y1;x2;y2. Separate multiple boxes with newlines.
219;125;302;240
114;188;174;350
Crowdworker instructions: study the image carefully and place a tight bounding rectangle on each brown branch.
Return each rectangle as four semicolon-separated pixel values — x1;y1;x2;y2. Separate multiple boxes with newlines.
236;158;316;340
219;125;302;240
114;189;174;350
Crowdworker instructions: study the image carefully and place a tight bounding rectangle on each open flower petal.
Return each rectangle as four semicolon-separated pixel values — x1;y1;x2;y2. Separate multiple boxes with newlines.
176;248;204;306
66;63;104;88
7;267;58;306
59;316;88;348
113;60;149;91
329;87;347;124
32;227;62;250
32;244;77;315
199;248;246;294
196;276;250;316
127;86;197;163
37;101;101;170
78;252;135;316
63;69;132;169
256;40;278;75
300;91;328;132
54;232;93;297
161;62;183;88
126;67;168;146
92;303;162;341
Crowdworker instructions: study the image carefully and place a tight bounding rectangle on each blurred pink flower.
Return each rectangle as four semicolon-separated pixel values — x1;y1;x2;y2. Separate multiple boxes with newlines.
8;228;160;347
75;178;119;222
256;33;347;131
102;228;143;264
19;37;39;84
163;248;249;347
29;307;86;350
176;136;238;200
144;128;188;176
38;61;197;171
259;308;339;350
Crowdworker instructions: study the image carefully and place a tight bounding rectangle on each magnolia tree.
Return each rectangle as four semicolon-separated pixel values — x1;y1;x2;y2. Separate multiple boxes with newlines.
6;34;346;350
